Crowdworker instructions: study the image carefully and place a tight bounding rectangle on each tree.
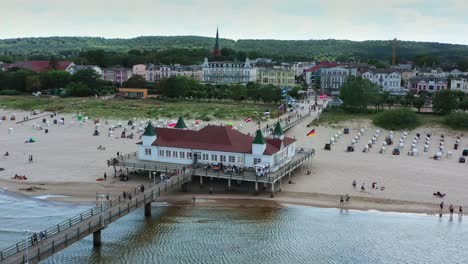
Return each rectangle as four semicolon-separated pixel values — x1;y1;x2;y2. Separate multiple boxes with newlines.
230;84;246;101
246;82;261;102
432;90;458;115
124;75;147;88
339;76;380;110
272;86;282;103
288;86;303;99
260;85;275;103
159;76;189;98
25;75;41;92
401;92;414;107
66;82;92;97
413;96;426;112
459;97;468;112
72;69;101;89
40;70;71;89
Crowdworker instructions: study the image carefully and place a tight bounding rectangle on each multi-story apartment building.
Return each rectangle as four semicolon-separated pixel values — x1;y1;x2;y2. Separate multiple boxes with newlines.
361;69;402;91
132;64;147;77
303;62;338;87
406;76;448;93
320;66;357;95
256;67;296;87
145;64;202;82
202;58;256;84
451;76;468;93
102;66;132;85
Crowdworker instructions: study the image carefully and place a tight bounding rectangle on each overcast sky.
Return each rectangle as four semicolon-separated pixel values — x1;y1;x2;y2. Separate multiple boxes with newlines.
2;0;468;44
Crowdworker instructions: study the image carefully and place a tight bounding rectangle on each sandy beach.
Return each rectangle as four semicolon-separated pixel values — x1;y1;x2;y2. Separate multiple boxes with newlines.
1;105;467;215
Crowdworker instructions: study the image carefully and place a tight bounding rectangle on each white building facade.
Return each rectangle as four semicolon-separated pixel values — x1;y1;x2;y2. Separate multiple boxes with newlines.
137;121;296;173
361;69;402;91
320;66;357;95
202;58;256;84
451;77;468;93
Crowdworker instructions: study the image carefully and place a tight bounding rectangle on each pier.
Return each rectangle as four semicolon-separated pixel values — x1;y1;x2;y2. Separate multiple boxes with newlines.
0;102;321;263
0;173;191;264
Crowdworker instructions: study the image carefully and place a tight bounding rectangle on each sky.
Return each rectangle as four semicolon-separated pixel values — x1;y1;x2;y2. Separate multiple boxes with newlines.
1;0;468;44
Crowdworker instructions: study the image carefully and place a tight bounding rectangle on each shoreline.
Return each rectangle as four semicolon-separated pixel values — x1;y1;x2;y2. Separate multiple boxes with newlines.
1;179;459;217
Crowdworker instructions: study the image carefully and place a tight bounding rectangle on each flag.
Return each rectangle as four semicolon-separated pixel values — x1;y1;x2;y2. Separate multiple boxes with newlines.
278;104;285;111
306;129;316;137
244;116;252;123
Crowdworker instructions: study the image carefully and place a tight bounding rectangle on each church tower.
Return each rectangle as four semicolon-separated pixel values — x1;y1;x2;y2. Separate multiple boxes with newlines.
213;27;222;57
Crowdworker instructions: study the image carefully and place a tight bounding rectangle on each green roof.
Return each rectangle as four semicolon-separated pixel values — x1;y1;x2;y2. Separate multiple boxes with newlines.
273;122;284;136
143;122;156;136
175;117;187;129
253;129;266;144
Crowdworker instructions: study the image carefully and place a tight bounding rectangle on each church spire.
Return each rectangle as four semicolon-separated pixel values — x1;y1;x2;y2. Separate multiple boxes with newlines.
213;27;221;57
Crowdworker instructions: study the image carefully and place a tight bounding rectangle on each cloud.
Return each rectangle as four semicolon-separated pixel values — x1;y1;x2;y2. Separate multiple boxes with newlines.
0;0;467;44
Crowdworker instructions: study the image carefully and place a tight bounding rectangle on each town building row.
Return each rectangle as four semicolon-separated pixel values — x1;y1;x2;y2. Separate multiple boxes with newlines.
1;59;467;94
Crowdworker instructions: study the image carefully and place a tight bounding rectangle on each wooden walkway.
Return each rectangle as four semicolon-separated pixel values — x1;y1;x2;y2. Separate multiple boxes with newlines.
0;173;192;264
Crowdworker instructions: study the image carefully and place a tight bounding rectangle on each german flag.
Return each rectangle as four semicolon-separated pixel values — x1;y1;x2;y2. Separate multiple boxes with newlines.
306;129;316;137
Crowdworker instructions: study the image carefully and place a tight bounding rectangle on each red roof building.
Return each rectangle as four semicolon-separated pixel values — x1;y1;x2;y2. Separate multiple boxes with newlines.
9;61;75;73
137;123;297;172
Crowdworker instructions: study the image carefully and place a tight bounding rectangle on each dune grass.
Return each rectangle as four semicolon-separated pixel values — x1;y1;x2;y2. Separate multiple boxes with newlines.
0;96;279;121
312;108;459;130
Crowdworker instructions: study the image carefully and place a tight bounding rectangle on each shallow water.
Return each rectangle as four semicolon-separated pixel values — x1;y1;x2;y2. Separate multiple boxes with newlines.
1;192;467;264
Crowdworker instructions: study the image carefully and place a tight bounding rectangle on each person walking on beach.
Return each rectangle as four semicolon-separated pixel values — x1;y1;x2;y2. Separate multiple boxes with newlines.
459;206;463;216
440;202;444;211
122;191;127;200
352;180;356;189
106;192;110;201
192;196;196;205
345;194;350;203
33;233;38;244
141;185;145;193
128;192;132;201
361;183;365;191
449;204;454;214
104;172;107;181
96;193;99;202
340;195;344;205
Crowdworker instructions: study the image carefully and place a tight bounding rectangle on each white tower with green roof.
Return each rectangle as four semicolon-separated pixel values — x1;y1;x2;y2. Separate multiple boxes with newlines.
142;122;157;146
252;129;266;155
273;122;284;140
174;117;188;130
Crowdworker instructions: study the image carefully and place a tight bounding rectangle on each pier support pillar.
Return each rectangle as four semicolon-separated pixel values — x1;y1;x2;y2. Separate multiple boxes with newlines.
262;182;267;191
254;181;259;195
227;179;231;191
199;176;203;188
181;182;188;192
144;202;151;217
279;180;282;192
270;182;275;198
93;230;102;247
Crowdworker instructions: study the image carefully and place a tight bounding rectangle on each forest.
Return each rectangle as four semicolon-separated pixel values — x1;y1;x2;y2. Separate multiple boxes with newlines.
1;36;468;69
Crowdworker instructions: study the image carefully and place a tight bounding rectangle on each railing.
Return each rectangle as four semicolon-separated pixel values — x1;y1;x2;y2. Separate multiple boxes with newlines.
0;173;191;263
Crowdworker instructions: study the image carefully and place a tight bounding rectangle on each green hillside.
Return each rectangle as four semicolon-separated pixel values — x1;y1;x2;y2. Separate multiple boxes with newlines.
1;36;468;66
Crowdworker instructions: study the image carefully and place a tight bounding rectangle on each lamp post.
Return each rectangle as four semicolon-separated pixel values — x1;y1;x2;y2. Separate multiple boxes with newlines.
152;171;156;187
100;194;105;227
24;229;30;264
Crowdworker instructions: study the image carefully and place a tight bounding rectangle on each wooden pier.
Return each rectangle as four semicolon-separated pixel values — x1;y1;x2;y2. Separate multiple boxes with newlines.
112;148;314;196
0;173;192;264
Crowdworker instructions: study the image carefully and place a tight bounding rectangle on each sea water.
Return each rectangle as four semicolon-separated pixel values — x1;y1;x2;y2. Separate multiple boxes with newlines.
0;192;467;264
